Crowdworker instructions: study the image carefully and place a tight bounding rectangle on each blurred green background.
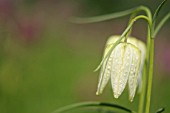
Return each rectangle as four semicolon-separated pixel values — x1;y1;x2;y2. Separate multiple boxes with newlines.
0;0;170;113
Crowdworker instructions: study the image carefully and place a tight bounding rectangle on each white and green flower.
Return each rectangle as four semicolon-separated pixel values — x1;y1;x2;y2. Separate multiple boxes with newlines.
96;35;146;101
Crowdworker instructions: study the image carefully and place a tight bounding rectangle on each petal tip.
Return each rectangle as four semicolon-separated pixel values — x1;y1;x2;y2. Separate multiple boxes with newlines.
114;94;120;99
129;96;134;102
96;91;100;95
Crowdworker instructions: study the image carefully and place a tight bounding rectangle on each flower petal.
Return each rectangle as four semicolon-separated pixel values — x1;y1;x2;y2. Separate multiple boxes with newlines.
127;38;146;93
111;43;132;98
96;44;114;95
128;44;141;101
106;35;146;93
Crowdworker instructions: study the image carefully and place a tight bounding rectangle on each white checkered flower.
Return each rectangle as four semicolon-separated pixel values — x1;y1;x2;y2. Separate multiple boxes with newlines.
96;35;146;101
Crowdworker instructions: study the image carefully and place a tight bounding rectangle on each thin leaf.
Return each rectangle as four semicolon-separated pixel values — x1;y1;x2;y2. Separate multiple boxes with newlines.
70;7;137;24
111;43;131;99
70;6;152;24
153;0;167;22
156;108;165;113
127;44;141;102
153;12;170;37
52;101;135;113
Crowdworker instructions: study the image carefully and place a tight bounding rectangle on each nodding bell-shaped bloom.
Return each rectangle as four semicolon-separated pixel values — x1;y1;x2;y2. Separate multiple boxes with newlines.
96;35;146;101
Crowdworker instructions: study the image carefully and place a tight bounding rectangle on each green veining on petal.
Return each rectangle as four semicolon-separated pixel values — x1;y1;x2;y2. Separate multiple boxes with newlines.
96;43;115;95
96;35;145;101
128;44;141;101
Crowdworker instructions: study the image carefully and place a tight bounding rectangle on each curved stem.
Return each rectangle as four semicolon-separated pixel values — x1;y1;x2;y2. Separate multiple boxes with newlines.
52;102;135;113
127;9;152;113
145;38;154;113
137;6;152;20
125;10;138;39
125;6;152;40
143;2;168;112
94;15;151;72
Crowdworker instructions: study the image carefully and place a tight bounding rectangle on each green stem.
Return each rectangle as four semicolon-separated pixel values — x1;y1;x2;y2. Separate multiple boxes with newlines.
127;12;152;113
138;25;151;113
125;11;137;40
138;6;152;21
126;5;151;36
125;12;152;113
143;1;168;112
145;38;154;113
125;5;152;41
94;15;151;72
52;102;135;113
138;62;147;113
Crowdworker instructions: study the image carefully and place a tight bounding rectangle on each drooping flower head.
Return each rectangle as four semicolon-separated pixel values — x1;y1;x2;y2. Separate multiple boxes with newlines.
96;35;146;101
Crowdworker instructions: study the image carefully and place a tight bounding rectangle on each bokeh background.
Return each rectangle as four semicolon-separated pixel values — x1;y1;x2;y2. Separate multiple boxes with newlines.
0;0;170;113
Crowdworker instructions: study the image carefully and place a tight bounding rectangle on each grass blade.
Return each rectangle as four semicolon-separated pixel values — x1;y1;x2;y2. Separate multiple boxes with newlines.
52;101;135;113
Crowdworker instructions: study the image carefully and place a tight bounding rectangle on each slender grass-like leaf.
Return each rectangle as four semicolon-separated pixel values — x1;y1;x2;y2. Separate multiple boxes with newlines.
156;108;165;113
52;101;135;113
153;12;170;37
153;0;167;23
70;6;151;24
70;7;136;24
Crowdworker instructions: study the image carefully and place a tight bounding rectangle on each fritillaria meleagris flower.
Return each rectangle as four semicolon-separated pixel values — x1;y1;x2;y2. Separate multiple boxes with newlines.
96;35;146;101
